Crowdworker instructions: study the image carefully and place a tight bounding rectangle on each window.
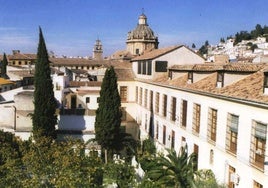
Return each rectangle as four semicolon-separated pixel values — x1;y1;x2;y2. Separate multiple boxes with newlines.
226;114;239;154
193;144;199;171
145;114;148;131
217;71;224;82
207;108;217;143
192;104;201;135
142;61;146;74
135;86;138;103
120;86;127;102
155;61;168;72
136;48;139;55
162;94;167;117
264;72;268;94
147;61;152;75
228;166;236;188
155;92;160;113
264;72;268;87
149;90;153;110
217;71;224;87
144;89;148;108
139;88;143;105
86;97;90;103
156;121;159;139
188;71;193;83
163;125;166;145
209;149;214;164
253;180;263;188
250;121;267;170
171;130;175;149
181;100;187;127
171;97;177;121
137;62;141;74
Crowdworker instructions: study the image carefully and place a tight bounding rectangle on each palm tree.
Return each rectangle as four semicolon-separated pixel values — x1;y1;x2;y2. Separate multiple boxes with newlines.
145;146;196;188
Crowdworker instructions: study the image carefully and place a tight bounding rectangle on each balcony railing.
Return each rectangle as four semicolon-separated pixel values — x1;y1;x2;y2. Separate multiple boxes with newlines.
59;108;96;116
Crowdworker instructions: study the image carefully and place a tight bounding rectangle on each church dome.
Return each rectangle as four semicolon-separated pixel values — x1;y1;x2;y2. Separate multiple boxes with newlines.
127;13;157;41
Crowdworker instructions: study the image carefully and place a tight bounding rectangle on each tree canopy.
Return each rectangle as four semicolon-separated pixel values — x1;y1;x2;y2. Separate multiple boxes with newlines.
95;66;122;159
234;24;268;44
32;27;57;140
1;53;8;78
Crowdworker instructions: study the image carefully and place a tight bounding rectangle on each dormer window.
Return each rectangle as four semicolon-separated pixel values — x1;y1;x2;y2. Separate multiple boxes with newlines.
217;71;224;88
263;72;268;94
187;71;193;84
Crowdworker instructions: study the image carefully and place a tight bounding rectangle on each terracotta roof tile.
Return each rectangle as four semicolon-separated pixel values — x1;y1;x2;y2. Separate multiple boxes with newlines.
69;81;102;87
131;45;183;61
49;58;108;66
170;63;265;72
147;64;268;104
0;78;15;85
216;71;268;103
8;53;36;60
115;68;135;81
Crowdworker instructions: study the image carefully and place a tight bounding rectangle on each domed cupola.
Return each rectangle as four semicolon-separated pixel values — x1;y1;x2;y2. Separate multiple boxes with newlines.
126;13;159;55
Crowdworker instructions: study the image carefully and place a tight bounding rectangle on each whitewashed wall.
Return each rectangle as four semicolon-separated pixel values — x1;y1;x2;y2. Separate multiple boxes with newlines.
134;81;268;187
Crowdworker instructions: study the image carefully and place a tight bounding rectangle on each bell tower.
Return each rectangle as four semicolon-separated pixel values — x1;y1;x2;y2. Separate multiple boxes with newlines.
93;39;103;60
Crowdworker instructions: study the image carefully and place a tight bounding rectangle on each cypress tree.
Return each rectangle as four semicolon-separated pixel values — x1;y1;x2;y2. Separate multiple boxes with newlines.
32;27;57;140
1;53;8;78
95;66;122;160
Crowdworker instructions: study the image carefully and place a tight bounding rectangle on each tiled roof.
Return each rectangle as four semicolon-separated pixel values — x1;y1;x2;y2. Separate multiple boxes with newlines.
8;53;36;60
49;58;108;66
110;50;134;60
115;68;135;81
141;63;268;104
49;58;132;70
131;45;183;61
0;78;15;85
69;81;102;87
170;63;265;72
8;70;34;77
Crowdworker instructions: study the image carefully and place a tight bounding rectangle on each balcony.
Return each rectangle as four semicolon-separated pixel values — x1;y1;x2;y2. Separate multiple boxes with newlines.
59;108;96;116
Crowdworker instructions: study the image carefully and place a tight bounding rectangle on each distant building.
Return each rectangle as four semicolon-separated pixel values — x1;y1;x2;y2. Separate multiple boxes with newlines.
8;50;36;66
93;39;103;60
0;78;15;92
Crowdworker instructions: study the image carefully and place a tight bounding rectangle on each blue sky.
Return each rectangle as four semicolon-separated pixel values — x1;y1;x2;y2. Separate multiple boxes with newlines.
0;0;268;57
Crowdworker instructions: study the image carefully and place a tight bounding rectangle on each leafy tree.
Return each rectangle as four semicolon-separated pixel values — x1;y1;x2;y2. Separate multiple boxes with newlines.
251;24;263;38
195;169;226;188
220;37;225;43
142;138;156;156
145;146;196;188
192;43;196;49
1;53;8;78
95;66;122;161
21;137;103;187
250;44;258;52
32;27;57;141
117;130;139;163
104;160;135;188
0;130;25;187
198;40;209;56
